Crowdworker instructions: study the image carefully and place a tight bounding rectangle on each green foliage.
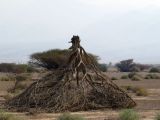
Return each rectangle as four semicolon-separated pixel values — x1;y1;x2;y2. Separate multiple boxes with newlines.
119;109;139;120
58;113;85;120
30;49;99;70
0;63;34;73
149;67;160;73
116;59;150;72
155;113;160;120
98;63;108;72
0;109;21;120
121;75;129;79
116;59;136;72
111;77;118;80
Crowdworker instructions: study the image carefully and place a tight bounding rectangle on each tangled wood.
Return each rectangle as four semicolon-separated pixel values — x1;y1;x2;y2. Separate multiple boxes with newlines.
7;36;136;112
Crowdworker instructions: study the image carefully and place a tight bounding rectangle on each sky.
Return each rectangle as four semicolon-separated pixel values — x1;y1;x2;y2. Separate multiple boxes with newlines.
0;0;160;64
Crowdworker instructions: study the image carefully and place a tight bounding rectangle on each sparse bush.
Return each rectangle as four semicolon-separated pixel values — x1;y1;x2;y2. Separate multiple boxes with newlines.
135;87;148;96
155;113;160;120
145;74;160;79
121;86;133;91
131;75;142;81
149;67;160;73
128;73;142;81
15;74;30;82
111;77;118;80
121;75;129;79
121;86;148;96
98;63;108;72
0;77;10;81
0;63;33;73
58;113;85;120
119;109;139;120
0;75;15;81
128;72;136;79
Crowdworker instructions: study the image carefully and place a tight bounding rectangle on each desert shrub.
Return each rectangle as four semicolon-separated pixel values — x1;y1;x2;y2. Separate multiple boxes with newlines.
131;75;142;81
119;109;139;120
149;67;160;73
30;49;99;70
111;77;118;80
15;74;30;82
0;77;10;81
0;109;21;120
145;74;160;79
155;113;160;120
0;63;33;73
121;86;133;91
58;113;85;120
128;72;136;79
98;63;108;72
121;86;148;96
121;75;129;79
128;73;142;81
135;87;148;96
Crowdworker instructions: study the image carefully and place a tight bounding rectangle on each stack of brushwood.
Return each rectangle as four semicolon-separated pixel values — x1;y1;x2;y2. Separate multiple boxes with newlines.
7;36;136;112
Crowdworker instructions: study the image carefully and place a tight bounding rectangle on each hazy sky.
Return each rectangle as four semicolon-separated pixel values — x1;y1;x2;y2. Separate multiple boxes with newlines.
0;0;160;64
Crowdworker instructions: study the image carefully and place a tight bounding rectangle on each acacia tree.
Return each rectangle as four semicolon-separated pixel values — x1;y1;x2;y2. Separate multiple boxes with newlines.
30;49;99;70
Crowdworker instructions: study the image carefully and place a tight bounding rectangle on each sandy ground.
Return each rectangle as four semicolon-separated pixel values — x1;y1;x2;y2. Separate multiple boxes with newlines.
0;72;160;120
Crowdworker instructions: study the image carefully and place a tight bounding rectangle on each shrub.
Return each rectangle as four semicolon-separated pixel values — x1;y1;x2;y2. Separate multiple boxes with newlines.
155;113;160;120
119;109;139;120
58;113;85;120
30;49;99;70
15;74;30;82
128;73;143;81
149;68;160;73
0;63;33;73
121;75;129;79
98;63;108;72
135;87;148;96
121;86;148;96
145;74;160;79
0;77;10;81
111;77;118;80
128;72;136;79
131;75;142;81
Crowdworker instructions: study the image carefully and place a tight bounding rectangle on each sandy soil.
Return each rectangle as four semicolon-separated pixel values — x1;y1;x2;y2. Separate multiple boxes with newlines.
0;72;160;120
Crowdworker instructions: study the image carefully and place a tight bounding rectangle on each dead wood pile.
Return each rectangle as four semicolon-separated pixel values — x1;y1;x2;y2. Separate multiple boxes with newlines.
7;36;136;112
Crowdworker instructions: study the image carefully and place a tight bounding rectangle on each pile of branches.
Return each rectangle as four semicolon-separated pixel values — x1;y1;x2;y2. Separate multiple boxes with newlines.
7;36;136;112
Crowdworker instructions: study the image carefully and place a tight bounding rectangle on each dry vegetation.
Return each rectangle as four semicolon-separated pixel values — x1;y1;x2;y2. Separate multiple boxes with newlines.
0;38;160;120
